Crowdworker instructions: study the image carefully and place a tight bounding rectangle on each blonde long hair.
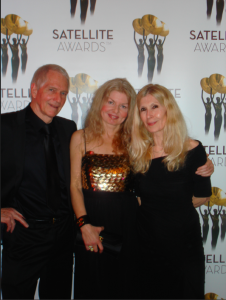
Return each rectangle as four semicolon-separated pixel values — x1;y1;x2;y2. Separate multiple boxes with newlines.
85;78;136;154
130;84;189;173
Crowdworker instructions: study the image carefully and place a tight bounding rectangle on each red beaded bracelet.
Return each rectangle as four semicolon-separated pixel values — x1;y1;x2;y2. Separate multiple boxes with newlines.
76;215;90;229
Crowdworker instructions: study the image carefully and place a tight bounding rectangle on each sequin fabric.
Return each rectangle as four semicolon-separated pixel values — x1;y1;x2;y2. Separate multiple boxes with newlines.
82;152;132;192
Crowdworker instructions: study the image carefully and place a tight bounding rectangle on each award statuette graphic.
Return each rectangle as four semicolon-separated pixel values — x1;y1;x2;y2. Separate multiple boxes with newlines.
206;0;225;24
68;73;98;128
70;0;97;23
200;77;217;134
209;75;226;133
220;208;226;242
1;18;13;76
133;19;149;78
143;33;158;83
200;74;226;139
199;205;211;244
206;0;214;19
216;0;225;25
132;15;169;82
1;14;33;82
203;187;226;249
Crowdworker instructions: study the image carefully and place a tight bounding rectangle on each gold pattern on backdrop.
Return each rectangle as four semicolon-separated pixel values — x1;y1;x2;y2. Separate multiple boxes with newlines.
205;292;219;300
200;77;218;95
1;14;33;81
132;19;151;37
142;15;164;35
1;18;13;35
132;14;169;82
200;74;226;139
5;15;27;35
209;187;226;207
209;74;226;94
68;73;98;127
1;1;225;298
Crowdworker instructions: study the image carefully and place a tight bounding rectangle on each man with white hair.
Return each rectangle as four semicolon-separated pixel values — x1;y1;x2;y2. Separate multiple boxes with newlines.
1;64;77;299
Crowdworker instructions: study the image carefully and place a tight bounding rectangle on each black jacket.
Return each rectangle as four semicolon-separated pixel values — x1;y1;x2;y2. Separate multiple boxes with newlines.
1;105;77;213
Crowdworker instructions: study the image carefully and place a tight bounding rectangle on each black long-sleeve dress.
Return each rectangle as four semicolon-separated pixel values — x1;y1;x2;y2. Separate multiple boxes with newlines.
134;142;211;299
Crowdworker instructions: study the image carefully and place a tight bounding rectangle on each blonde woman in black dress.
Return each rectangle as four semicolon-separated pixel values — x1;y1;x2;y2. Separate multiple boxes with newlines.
130;84;212;299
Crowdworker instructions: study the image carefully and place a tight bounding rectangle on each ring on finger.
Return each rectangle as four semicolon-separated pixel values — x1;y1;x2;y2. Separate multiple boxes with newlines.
88;245;94;252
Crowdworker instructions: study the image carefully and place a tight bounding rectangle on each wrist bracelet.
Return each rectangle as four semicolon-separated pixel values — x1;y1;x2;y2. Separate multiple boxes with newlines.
76;215;90;229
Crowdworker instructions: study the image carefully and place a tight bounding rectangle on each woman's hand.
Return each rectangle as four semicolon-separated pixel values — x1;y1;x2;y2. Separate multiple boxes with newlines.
196;156;214;177
80;224;104;253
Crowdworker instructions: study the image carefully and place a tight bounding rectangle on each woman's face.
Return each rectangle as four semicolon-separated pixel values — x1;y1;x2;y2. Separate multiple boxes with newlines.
139;94;167;136
101;91;129;128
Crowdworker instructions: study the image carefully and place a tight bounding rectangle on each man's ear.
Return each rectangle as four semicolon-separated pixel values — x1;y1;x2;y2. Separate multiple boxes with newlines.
31;83;38;99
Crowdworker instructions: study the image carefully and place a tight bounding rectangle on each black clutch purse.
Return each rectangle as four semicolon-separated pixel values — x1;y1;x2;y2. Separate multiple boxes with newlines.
76;230;123;256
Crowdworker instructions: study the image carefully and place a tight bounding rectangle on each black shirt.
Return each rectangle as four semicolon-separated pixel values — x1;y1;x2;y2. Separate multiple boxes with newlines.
12;105;70;219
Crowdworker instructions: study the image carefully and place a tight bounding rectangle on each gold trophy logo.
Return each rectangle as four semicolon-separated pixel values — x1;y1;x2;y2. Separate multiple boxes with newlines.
200;187;226;249
68;73;98;128
132;14;169;82
1;14;33;81
205;292;225;300
200;74;226;139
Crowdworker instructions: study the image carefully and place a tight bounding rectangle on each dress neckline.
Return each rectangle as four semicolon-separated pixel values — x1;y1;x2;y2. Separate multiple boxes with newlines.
151;141;201;160
84;151;125;157
152;156;167;160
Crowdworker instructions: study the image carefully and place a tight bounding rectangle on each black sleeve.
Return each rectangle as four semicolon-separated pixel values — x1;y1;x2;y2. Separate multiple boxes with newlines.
191;142;212;198
133;172;142;197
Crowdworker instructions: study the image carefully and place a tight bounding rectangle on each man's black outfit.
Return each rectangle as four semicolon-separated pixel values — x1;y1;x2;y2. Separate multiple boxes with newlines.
1;105;77;299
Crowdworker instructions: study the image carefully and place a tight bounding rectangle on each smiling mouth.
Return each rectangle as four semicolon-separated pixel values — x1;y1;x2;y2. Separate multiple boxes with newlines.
147;121;157;126
108;114;119;120
49;104;60;109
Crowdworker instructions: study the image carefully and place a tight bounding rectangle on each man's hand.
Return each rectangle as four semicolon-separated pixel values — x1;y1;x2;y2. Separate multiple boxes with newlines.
196;156;214;177
1;208;29;233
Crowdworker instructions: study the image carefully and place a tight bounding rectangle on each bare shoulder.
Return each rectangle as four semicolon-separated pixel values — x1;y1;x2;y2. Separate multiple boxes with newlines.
188;139;199;150
71;129;84;142
70;129;85;148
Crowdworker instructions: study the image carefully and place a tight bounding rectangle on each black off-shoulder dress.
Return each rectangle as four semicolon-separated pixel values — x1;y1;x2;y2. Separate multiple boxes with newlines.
134;142;211;299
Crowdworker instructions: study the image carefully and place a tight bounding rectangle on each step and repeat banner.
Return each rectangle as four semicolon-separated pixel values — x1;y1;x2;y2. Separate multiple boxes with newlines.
1;0;226;299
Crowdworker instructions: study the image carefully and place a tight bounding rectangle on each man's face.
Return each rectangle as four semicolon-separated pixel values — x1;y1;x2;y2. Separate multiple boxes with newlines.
30;70;68;123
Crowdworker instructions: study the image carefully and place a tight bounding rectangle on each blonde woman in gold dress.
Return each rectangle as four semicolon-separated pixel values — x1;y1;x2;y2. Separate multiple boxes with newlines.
70;78;138;299
70;79;214;299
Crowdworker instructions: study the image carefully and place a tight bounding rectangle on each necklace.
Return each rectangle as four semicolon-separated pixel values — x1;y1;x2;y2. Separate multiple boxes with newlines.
152;146;164;158
152;148;164;153
152;146;164;153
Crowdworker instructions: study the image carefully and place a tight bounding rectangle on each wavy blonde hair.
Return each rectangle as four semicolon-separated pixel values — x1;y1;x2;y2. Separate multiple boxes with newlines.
129;84;189;173
84;78;136;154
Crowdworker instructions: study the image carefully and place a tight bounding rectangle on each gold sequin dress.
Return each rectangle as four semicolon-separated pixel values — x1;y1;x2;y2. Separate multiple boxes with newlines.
82;151;132;192
75;151;138;299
